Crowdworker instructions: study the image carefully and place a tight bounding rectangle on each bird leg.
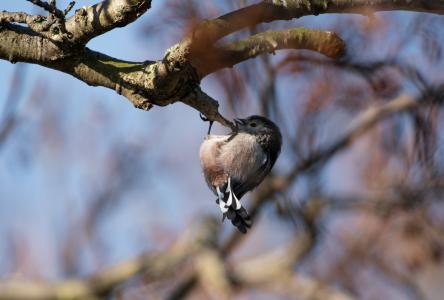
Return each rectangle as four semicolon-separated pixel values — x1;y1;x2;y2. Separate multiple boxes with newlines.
200;113;214;135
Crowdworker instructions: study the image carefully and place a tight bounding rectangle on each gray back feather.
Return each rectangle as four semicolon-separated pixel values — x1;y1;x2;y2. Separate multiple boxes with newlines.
218;133;268;198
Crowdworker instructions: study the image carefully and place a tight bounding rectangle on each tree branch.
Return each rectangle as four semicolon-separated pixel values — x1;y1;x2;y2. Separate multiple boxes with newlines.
0;11;34;25
2;0;438;128
0;23;232;125
0;217;219;300
187;0;444;49
196;27;346;77
65;0;152;45
26;0;68;19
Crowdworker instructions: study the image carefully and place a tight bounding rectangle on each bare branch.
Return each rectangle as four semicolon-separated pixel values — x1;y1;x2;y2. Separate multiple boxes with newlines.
0;25;231;127
0;13;64;41
196;28;346;77
2;0;441;130
20;0;76;41
26;0;67;19
0;11;34;25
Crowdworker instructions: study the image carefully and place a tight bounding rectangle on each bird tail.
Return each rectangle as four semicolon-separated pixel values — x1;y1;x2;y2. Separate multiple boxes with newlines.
223;206;252;234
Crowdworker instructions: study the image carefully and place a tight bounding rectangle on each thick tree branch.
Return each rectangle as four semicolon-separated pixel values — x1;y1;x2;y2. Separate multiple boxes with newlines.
2;0;150;43
0;23;232;125
0;24;65;63
65;0;151;45
2;0;440;128
0;0;348;128
0;26;151;108
196;27;345;77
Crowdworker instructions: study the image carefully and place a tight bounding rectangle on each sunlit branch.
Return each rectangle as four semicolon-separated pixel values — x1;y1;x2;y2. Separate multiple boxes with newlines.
196;28;346;77
187;0;444;49
65;0;151;45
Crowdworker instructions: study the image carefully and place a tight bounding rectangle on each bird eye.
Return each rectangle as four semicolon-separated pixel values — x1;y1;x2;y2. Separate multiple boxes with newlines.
250;122;257;127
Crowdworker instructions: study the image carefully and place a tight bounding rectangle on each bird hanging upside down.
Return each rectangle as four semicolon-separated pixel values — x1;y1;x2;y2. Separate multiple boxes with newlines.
199;115;282;233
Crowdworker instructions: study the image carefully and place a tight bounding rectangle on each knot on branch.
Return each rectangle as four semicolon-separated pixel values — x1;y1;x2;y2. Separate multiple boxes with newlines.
317;31;346;59
24;0;76;42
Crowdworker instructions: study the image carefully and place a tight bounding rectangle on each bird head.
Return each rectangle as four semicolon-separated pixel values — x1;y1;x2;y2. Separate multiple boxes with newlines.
234;115;282;160
234;115;279;136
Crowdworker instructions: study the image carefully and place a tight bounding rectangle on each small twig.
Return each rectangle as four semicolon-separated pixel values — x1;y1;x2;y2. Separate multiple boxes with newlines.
26;0;65;19
64;1;75;16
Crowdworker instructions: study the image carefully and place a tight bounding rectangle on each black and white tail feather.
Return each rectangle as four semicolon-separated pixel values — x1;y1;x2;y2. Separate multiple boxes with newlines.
216;177;252;233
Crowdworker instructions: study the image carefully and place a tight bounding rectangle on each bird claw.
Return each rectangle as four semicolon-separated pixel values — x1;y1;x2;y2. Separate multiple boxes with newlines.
200;113;209;122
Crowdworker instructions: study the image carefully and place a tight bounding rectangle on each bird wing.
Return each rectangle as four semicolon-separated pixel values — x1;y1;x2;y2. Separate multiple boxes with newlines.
230;154;272;198
215;133;271;199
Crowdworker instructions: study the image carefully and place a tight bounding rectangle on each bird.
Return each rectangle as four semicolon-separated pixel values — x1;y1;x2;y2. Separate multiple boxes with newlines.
199;115;282;233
